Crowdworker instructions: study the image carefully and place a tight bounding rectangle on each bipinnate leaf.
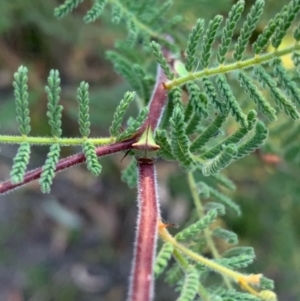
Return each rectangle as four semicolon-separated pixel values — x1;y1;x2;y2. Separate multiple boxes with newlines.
216;75;248;128
45;70;63;137
201;15;223;68
176;209;218;241
150;41;174;80
254;66;299;120
217;0;244;64
272;0;300;48
154;243;174;277
211;173;236;191
202;144;237;177
216;251;255;269
202;110;257;160
77;81;91;137
176;267;199;301
272;58;300;105
207;185;241;216
10;143;31;184
170;105;194;169
54;0;84;18
233;0;264;61
236;120;268;159
110;91;135;137
118;107;149;140
190;113;227;153
202;77;226;115
155;130;175;161
83;142;102;176
185;18;204;72
213;227;238;245
238;71;277;121
40;144;60;193
13;66;31;136
121;159;137;189
84;0;108;23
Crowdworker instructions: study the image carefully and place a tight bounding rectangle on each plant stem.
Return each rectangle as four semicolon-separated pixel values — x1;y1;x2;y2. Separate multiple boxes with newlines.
0;135;114;146
0;138;135;194
165;43;300;89
127;158;160;301
187;172;232;289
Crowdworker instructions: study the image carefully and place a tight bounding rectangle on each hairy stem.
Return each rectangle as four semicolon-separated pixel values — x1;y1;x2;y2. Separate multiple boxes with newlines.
127;158;160;301
142;42;174;132
0;135;114;146
0;138;135;194
165;43;300;89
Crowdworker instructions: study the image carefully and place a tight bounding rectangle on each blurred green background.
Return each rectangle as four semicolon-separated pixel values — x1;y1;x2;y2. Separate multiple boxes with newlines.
0;0;300;300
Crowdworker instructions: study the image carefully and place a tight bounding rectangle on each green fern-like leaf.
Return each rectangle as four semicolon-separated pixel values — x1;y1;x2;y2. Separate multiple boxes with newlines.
10;143;31;184
170;87;183;109
165;263;183;286
217;0;244;64
155;130;175;161
202;110;257;160
204;202;226;216
54;0;84;18
202;77;226;115
238;71;277;121
176;209;218;241
176;267;199;301
260;276;275;290
207;185;241;215
40;144;60;193
111;3;122;24
216;75;248;128
150;41;175;80
186;82;208;119
190;113;227;153
110;91;135;137
254;66;299;120
154;243;174;277
83;0;108;23
185;84;208;135
118;107;149;140
210;173;236;191
185;18;204;72
121;159;137;189
252;5;282;54
170;105;194;169
45;70;63;137
132;64;152;102
233;0;264;61
235;120;268;159
216;252;255;269
83;142;102;176
77;81;91;137
13;66;31;136
213;227;238;245
202;144;237;177
126;17;138;47
272;0;300;49
216;288;259;301
273;58;300;105
201;15;223;68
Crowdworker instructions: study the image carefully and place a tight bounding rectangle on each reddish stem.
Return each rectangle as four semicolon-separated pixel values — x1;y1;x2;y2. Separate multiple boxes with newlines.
1;45;173;195
0;139;135;194
127;158;160;301
144;64;169;131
